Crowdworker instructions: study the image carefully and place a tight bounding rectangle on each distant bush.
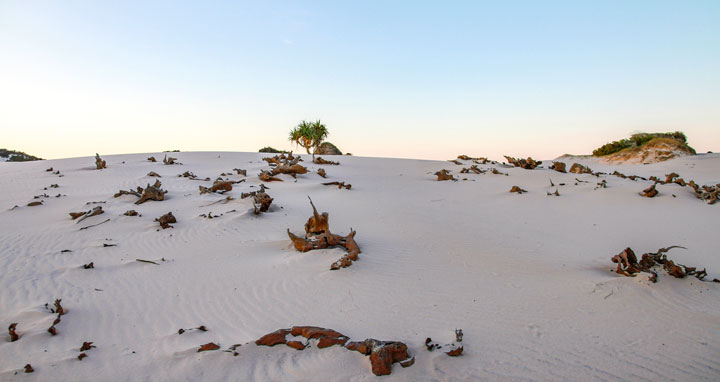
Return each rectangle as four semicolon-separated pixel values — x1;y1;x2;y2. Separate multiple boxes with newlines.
592;131;689;156
0;148;43;161
258;146;286;153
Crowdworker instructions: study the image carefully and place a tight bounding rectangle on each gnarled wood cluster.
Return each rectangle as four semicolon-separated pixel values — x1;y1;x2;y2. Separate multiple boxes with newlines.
504;156;541;169
611;246;715;283
262;153;308;179
435;169;456;181
114;180;167;204
550;162;566;173
241;189;273;214
569;163;592;174
199;179;243;195
460;165;485;174
155;212;176;229
255;326;414;376
287;198;360;270
163;154;178;165
95;153;106;169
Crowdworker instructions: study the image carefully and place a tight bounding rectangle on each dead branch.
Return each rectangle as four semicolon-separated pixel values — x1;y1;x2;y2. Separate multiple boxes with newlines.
136;259;159;265
253;191;273;215
83;262;94;269
199;179;234;195
136;180;167;204
346;339;414;376
147;156;157;162
509;186;527;194
490;168;507;176
610;246;713;282
95;153;106;169
460;165;485;174
147;171;161;177
155;212;176;229
124;210;138;216
314;156;339;165
79;218;110;230
27;201;43;207
80;341;95;351
322;181;351;189
448;159;462;165
198;342;220;352
71;206;104;224
163;154;178;165
317;168;326;178
234;168;247;176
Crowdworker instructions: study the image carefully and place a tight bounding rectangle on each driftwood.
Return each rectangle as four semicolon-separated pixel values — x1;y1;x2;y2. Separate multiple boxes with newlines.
509;186;527;194
448;159;462;165
550;162;566;173
9;323;18;341
79;218;110;230
163;154;178;165
271;164;308;178
124;210;138;216
147;156;157;162
136;259;160;265
95;153;106;169
78;353;87;360
490;168;507;176
199;179;238;194
155;212;176;229
70;206;104;223
287;198;360;270
322;181;351;190
115;180;167;204
504;156;541;169
240;189;274;214
198;343;220;352
255;326;413;376
435;169;455;181
178;325;207;335
641;184;658;197
547;189;560;196
147;171;161;177
232;168;247;176
457;155;486;161
460;165;484;174
611;246;713;283
314;157;339;165
446;347;463;356
259;171;283;182
569;163;592;174
24;364;33;373
27;201;43;207
317;168;327;178
80;341;95;351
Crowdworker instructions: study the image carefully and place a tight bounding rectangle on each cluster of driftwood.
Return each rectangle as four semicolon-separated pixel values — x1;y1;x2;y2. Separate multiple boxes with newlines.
114;180;167;204
95;154;106;169
163;155;178;165
260;153;308;181
287;198;360;270
504;156;541;169
612;246;718;283
255;326;414;376
460;165;485;174
46;299;65;336
199;179;245;195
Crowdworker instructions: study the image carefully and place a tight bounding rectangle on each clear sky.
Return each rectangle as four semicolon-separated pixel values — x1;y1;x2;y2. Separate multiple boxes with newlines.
1;0;719;160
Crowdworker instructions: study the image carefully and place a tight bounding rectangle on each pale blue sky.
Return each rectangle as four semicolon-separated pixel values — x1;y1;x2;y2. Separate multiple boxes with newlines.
1;0;718;160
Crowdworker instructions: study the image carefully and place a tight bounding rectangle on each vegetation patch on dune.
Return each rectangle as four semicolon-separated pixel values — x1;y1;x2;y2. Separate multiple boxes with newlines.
592;132;694;157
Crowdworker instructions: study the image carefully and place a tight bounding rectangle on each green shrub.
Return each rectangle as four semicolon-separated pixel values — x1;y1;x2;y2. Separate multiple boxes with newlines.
258;146;286;153
592;131;689;157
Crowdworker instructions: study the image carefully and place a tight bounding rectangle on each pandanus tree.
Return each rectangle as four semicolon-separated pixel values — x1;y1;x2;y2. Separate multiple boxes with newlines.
289;120;329;160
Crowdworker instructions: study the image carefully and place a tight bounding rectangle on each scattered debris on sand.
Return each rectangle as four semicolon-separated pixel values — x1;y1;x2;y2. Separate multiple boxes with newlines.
155;212;176;229
287;198;360;270
460;165;485;174
504;156;541;169
95;153;106;169
611;246;715;283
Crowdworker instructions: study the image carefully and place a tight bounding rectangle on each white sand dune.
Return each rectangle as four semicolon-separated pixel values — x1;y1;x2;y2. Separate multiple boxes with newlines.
1;152;718;381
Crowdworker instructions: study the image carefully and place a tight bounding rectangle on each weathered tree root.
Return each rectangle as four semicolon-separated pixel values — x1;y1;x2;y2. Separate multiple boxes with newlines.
435;169;456;181
147;156;157;162
199;179;239;195
9;323;19;341
509;186;527;194
314;157;339;165
287;198;360;270
504;156;541;169
163;154;178;165
95;153;106;169
115;180;167;204
322;181;351;190
259;171;283;182
317;168;327;178
70;206;104;223
611;246;714;283
155;212;176;229
255;326;413;376
550;162;567;173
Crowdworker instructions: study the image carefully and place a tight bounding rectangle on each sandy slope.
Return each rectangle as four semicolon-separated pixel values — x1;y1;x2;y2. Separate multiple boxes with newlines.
0;152;718;381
